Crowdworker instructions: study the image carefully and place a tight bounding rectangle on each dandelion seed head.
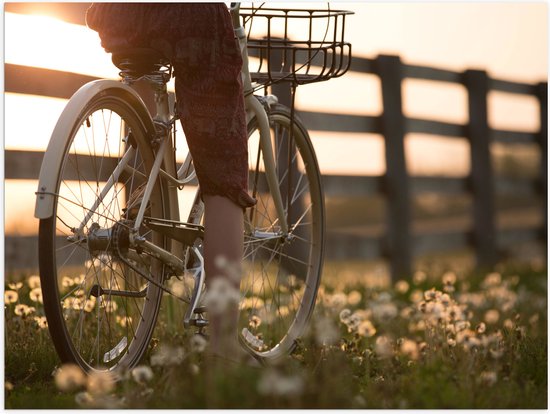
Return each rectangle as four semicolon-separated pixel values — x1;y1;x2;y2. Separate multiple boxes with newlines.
482;272;501;288
190;334;207;353
314;315;339;345
339;308;352;323
327;292;347;309
27;275;41;289
395;280;410;294
54;364;86;392
479;371;497;387
413;271;427;285
4;290;18;304
257;369;304;397
203;277;240;315
529;313;539;325
75;391;94;408
447;337;457;347
190;363;200;376
84;297;96;313
150;345;185;367
409;289;423;303
347;290;362;306
400;338;419;360
86;370;116;396
503;318;514;330
371;302;398;322
131;365;153;384
374;335;393;359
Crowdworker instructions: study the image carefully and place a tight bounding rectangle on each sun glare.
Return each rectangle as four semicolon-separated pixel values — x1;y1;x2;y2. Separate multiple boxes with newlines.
5;12;118;79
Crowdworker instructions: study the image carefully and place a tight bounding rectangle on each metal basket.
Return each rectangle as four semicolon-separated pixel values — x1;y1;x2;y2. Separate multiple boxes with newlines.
240;7;354;86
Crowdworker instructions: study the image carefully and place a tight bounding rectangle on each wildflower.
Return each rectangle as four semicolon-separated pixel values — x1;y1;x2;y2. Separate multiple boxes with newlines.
400;338;419;360
484;309;500;324
5;381;14;391
395;280;409;294
190;363;200;376
418;342;429;353
413;271;427;285
423;288;441;301
203;277;240;315
54;364;86;392
528;313;539;326
116;315;132;328
489;348;504;359
190;334;207;353
447;337;457;347
150;344;185;367
102;300;118;313
257;369;304;397
476;322;486;334
84;297;96;313
374;335;393;359
87;370;116;396
515;326;526;340
131;366;153;384
347;290;362;306
7;282;23;290
4;290;18;304
455;320;470;332
27;275;41;289
442;271;457;286
409;289;423;303
400;306;414;319
357;320;376;337
249;315;262;330
29;288;43;303
34;316;48;329
503;319;514;330
73;274;85;285
14;304;35;316
62;276;75;288
482;272;501;288
479;371;497;387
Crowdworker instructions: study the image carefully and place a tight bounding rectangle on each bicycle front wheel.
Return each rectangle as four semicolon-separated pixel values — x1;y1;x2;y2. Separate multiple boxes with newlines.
240;103;325;361
39;88;169;373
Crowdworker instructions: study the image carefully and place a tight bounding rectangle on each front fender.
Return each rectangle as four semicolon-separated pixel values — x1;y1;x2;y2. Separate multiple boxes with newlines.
34;80;155;219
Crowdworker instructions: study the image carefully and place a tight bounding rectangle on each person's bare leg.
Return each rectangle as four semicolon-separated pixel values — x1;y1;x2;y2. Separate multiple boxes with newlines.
203;194;243;359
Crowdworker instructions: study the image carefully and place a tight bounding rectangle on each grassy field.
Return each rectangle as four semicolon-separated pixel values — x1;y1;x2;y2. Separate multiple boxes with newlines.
4;261;547;409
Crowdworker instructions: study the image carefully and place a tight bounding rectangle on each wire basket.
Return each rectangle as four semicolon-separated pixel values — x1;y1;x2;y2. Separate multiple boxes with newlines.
240;7;354;86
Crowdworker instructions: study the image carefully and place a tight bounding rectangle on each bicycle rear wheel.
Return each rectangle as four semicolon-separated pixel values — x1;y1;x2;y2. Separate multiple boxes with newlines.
39;88;169;372
240;103;325;361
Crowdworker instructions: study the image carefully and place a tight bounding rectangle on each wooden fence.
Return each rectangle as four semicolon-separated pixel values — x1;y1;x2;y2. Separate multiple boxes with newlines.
5;4;547;280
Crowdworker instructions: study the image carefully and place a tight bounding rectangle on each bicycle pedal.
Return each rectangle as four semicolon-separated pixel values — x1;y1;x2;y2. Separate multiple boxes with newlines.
193;306;207;314
188;318;209;328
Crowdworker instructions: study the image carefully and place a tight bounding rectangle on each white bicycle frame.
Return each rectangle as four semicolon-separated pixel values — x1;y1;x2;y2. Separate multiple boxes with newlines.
34;3;288;271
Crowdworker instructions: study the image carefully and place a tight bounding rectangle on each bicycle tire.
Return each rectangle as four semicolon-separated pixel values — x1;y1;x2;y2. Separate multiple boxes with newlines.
39;88;169;373
239;103;325;361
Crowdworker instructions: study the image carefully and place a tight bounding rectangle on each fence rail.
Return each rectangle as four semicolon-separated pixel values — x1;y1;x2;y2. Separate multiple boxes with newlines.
5;5;547;280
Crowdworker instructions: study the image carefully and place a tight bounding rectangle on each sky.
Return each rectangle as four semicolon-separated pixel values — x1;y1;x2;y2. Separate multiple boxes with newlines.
4;2;548;235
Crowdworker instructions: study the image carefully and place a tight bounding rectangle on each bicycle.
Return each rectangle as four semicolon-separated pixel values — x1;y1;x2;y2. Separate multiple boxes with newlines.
34;3;353;373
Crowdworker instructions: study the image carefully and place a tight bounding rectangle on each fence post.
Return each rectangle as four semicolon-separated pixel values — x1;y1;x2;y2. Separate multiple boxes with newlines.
375;54;412;281
536;82;547;247
464;69;497;268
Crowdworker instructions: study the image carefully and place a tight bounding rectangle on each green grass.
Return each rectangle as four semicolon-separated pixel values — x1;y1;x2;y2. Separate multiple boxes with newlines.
4;263;547;409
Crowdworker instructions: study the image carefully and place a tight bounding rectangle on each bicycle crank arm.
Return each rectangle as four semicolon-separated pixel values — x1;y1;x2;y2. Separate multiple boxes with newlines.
89;284;147;298
143;217;204;246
